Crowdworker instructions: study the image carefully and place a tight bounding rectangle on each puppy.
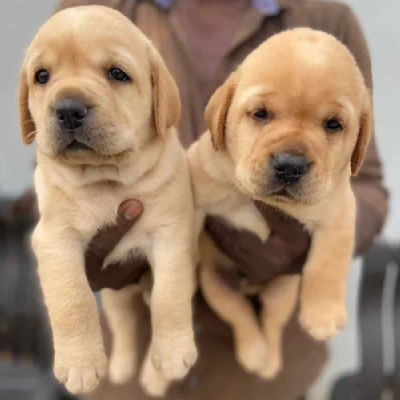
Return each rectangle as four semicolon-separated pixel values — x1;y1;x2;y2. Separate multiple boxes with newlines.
19;6;197;395
188;28;372;379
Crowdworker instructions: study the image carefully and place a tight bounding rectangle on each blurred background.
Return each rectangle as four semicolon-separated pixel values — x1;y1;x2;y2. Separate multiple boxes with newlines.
0;1;398;399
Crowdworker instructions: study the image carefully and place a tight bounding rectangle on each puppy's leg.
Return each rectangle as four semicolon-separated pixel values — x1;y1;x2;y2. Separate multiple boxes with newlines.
299;199;355;341
139;345;171;398
149;231;198;380
101;285;140;385
200;261;268;374
32;222;106;394
258;275;300;379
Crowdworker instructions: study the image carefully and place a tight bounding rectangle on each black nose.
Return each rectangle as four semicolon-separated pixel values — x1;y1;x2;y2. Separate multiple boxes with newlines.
55;98;88;131
271;153;311;185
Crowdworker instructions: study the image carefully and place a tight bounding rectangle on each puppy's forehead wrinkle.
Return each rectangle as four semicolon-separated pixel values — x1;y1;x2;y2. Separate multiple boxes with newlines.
28;7;149;72
30;36;140;66
240;34;360;100
237;85;276;107
237;65;361;118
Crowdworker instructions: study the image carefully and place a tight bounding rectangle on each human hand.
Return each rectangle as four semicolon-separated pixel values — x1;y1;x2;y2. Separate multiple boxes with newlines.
85;199;149;291
204;202;310;286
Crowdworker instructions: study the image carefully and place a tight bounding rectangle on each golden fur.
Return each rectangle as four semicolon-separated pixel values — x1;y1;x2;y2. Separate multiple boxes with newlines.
19;6;197;396
188;28;372;379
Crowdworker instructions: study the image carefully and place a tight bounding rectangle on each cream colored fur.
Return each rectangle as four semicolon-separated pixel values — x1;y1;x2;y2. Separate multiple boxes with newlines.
19;6;197;396
188;28;372;379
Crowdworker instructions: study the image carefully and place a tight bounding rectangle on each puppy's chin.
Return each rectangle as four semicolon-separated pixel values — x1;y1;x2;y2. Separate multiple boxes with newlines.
235;166;330;207
56;145;135;166
38;126;138;166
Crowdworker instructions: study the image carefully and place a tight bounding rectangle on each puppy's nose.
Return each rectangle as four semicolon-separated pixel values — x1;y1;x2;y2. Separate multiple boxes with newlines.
271;153;311;185
55;98;88;131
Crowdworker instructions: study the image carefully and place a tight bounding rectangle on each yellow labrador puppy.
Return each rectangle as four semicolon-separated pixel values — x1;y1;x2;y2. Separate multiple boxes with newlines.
188;28;372;379
19;6;197;395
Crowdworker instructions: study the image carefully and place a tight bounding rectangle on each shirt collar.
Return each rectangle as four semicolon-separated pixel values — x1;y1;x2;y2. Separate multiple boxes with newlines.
153;0;282;17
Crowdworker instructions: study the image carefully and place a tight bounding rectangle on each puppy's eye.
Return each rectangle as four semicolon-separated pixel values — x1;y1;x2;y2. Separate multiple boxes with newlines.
35;69;50;85
252;109;269;122
108;68;131;82
324;118;343;133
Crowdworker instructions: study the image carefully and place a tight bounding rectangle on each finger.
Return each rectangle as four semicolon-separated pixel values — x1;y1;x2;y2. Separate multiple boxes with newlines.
87;259;149;292
118;199;144;221
254;200;305;237
86;199;143;261
205;215;239;254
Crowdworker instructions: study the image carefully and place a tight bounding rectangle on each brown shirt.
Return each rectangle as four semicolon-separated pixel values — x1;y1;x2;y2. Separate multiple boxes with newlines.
51;1;388;399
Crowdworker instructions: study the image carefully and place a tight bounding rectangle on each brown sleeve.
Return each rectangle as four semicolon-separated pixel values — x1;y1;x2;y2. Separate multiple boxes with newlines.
336;5;389;254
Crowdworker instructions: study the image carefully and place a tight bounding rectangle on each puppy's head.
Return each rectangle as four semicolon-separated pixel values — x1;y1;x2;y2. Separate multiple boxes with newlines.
206;28;373;205
19;6;180;165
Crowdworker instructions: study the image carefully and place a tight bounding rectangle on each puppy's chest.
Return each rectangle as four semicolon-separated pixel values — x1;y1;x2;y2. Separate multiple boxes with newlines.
207;191;270;242
73;186;156;255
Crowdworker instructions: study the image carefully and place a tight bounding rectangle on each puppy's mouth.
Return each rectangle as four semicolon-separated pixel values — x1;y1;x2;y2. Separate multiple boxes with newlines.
271;188;294;199
268;186;300;204
65;140;92;151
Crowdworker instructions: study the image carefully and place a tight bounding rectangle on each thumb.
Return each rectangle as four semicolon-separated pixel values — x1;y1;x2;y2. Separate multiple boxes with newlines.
118;199;144;222
86;199;143;262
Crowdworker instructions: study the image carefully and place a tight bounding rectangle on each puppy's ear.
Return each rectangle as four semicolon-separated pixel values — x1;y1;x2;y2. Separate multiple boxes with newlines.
205;72;237;151
147;46;181;138
18;66;35;145
351;92;373;176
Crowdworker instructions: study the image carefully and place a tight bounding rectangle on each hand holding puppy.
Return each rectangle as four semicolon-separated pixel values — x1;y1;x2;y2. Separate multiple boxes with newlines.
205;205;310;287
85;199;148;291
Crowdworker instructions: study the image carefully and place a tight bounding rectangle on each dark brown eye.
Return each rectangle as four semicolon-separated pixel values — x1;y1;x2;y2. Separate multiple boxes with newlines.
324;118;343;133
35;69;50;85
108;67;131;82
252;109;269;122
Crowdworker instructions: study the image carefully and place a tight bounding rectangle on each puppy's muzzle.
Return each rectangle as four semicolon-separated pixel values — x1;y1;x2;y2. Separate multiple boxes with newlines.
271;152;311;185
55;98;88;133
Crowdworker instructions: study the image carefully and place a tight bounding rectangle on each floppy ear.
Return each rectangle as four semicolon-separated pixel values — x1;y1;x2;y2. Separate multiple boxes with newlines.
18;66;35;145
351;92;373;176
204;72;237;151
147;45;181;138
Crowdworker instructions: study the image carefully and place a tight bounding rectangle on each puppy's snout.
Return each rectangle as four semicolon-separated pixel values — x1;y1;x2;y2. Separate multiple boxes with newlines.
55;98;88;131
271;153;311;185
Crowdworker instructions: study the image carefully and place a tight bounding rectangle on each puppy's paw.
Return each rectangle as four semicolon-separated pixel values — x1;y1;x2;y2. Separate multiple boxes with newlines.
300;302;347;341
236;334;268;374
108;350;137;385
139;357;170;398
257;357;282;380
54;346;107;394
151;332;198;380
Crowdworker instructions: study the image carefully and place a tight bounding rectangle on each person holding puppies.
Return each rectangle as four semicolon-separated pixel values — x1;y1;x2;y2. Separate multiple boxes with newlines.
16;0;387;399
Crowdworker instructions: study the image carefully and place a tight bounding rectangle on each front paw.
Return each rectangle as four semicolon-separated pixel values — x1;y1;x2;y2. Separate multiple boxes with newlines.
54;344;107;394
235;333;268;374
108;349;137;385
257;357;282;380
139;352;170;398
300;302;347;341
151;332;198;380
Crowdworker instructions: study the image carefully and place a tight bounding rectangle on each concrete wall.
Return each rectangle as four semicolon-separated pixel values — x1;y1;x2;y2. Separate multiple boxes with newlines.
0;1;56;195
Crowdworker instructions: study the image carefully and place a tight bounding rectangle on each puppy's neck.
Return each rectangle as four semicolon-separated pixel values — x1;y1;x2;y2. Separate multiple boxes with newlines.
36;133;176;191
197;131;236;185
